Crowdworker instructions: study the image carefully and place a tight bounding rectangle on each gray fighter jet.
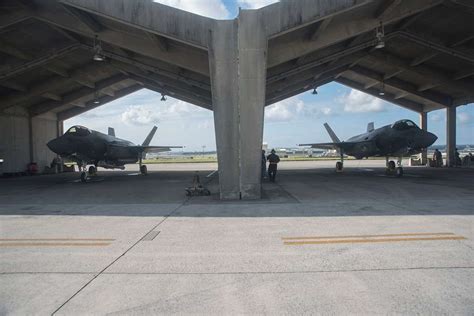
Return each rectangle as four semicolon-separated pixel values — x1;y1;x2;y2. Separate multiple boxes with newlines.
47;125;181;182
299;119;437;177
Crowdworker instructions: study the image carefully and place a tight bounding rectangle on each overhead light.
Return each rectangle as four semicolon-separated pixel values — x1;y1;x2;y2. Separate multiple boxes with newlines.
93;35;105;62
379;81;385;96
160;94;166;101
375;22;385;49
93;91;100;104
312;87;318;95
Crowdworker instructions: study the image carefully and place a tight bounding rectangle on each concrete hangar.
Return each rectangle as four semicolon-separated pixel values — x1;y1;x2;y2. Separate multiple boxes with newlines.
0;0;472;199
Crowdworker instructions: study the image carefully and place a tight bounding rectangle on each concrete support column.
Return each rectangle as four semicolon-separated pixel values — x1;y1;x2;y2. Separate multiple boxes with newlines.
209;21;240;200
209;12;267;200
419;112;428;165
237;11;267;199
446;106;456;167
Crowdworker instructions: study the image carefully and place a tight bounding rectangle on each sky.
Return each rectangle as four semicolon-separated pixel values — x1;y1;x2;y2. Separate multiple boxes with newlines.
65;0;473;151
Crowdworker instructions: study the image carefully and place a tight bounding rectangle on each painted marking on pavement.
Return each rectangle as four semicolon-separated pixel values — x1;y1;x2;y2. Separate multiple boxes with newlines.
0;238;115;241
282;232;456;240
0;242;111;247
284;236;466;245
282;232;466;245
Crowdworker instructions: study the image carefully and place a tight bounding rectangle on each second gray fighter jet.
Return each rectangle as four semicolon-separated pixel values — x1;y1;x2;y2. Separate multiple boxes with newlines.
299;119;437;176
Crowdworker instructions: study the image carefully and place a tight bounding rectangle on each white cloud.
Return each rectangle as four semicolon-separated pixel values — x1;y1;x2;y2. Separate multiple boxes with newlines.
340;89;385;113
237;0;279;9
154;0;229;19
458;112;471;124
265;98;304;122
121;106;161;126
120;99;207;126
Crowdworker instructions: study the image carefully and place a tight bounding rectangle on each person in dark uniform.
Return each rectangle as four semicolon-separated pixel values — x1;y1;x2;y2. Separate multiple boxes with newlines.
261;150;267;179
267;149;280;182
434;148;443;167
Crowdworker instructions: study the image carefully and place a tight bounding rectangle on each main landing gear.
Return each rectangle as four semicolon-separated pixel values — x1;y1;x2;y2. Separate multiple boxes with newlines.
335;151;344;172
139;156;147;175
385;156;403;177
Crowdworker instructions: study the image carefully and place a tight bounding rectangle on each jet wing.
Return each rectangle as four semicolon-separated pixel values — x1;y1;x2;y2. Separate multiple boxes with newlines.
298;142;361;151
140;146;183;153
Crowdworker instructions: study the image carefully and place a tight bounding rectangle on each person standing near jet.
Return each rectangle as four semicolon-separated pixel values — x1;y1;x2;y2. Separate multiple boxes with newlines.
267;149;280;182
434;148;443;167
261;150;267;180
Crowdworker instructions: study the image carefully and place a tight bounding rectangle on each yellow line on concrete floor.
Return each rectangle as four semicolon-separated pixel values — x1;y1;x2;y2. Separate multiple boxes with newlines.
0;238;115;241
0;242;112;247
284;236;466;245
282;232;455;240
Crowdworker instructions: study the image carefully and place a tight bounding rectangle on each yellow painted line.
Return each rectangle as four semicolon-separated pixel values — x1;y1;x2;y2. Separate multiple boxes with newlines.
284;236;466;245
0;242;112;247
0;238;115;241
282;232;455;240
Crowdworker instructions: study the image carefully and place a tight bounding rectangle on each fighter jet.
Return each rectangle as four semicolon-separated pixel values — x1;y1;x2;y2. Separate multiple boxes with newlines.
299;119;437;177
47;125;181;182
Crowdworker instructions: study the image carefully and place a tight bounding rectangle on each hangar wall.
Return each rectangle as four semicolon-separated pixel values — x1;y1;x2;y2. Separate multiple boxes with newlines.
0;107;58;174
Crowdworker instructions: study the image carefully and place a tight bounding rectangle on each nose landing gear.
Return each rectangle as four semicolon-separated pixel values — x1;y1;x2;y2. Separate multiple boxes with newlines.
385;156;403;177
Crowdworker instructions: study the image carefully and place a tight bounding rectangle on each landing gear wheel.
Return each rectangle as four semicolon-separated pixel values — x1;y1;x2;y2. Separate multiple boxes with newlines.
396;167;403;178
140;165;147;175
80;171;87;183
388;160;396;170
335;161;343;172
88;166;97;175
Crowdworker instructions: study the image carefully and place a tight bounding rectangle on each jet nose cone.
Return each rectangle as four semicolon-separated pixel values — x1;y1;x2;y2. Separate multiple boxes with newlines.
47;138;63;154
424;132;438;147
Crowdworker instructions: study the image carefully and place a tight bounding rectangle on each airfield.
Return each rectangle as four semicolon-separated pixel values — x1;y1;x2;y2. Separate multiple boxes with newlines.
1;160;473;314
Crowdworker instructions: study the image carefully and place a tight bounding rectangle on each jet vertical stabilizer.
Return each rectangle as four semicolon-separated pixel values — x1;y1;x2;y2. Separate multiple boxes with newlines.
142;126;158;146
108;127;115;137
367;122;374;133
324;123;341;143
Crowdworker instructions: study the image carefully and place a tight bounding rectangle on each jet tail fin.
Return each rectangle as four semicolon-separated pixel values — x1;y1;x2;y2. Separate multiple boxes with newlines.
108;127;115;137
324;123;341;143
367;122;374;133
142;126;158;146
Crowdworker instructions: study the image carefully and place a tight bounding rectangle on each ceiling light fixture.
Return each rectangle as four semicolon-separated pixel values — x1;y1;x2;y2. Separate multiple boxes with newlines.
379;81;385;96
375;22;385;49
160;93;167;101
93;91;100;104
93;35;105;62
312;87;318;95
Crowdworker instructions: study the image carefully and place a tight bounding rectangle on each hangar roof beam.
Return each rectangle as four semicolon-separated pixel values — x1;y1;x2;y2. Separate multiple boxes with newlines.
0;44;80;81
61;4;103;33
30;74;129;116
32;3;210;75
375;0;403;19
60;0;213;49
0;62;109;111
267;0;443;68
368;50;473;93
349;65;453;107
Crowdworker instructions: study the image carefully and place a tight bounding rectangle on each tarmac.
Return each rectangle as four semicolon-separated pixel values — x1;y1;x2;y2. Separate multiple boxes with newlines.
0;160;473;314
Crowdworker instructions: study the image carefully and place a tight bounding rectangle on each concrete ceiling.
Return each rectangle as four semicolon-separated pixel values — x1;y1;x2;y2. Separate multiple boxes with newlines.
1;0;473;121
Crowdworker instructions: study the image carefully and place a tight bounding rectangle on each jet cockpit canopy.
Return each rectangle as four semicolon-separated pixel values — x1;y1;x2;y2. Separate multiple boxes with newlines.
65;125;91;136
391;119;418;131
